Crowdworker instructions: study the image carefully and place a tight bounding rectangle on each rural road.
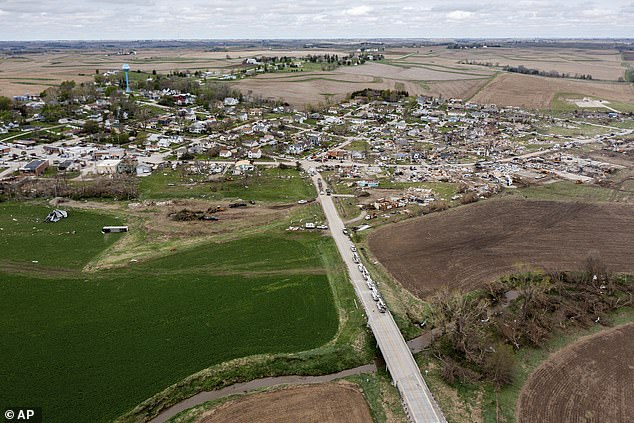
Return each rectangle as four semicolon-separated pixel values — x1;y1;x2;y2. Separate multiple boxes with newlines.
306;163;447;423
148;364;377;423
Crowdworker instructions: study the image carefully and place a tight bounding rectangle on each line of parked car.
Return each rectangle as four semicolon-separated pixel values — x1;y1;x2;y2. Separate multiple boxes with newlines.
352;246;387;313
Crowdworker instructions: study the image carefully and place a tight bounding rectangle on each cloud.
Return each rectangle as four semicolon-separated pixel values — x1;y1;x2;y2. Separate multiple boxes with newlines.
0;0;632;40
342;5;373;16
446;10;474;20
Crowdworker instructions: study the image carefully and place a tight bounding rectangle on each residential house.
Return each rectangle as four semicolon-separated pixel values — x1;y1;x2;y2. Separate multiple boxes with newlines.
96;159;121;174
136;163;152;176
242;139;259;149
252;122;269;133
234;160;254;173
307;132;322;146
247;148;262;159
116;158;138;174
219;149;232;158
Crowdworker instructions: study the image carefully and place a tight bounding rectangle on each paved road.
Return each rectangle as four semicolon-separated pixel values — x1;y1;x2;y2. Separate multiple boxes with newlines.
305;164;446;423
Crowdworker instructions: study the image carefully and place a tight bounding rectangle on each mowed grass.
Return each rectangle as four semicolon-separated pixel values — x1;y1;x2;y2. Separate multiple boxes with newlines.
0;203;339;423
505;180;634;203
0;203;123;269
139;167;316;202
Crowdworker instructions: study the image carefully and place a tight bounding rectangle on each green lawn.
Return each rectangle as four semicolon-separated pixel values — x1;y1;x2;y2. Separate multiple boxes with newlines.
0;203;123;269
139;167;316;202
0;202;340;423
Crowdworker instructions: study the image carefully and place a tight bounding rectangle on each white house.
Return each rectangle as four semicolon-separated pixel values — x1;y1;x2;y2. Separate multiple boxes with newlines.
247;148;262;159
219;149;232;158
242;139;259;148
234;159;254;173
223;97;239;106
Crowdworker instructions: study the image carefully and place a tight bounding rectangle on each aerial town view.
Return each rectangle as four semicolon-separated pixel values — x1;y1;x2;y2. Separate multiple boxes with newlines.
1;1;633;423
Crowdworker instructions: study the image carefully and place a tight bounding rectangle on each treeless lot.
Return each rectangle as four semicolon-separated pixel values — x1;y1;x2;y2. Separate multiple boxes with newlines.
517;323;634;423
470;72;634;109
194;382;373;423
368;199;634;298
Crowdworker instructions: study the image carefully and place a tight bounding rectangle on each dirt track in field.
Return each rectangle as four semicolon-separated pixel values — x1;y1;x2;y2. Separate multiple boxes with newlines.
517;323;634;423
194;382;373;423
368;198;634;298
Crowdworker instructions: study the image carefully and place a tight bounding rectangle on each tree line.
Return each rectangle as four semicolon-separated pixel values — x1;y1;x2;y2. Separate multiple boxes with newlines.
459;60;594;80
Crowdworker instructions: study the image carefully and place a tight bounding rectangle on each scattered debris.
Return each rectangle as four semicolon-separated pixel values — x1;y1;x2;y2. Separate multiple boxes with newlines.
102;226;129;233
45;209;68;223
169;209;220;222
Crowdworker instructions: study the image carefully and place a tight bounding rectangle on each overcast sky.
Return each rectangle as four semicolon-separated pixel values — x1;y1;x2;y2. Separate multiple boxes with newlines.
0;0;632;40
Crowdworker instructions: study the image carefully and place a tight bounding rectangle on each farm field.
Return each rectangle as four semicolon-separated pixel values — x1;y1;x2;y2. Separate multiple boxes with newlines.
2;45;633;110
470;72;634;110
517;323;634;423
436;47;628;81
0;48;342;97
0;201;341;423
175;382;374;423
368;198;634;298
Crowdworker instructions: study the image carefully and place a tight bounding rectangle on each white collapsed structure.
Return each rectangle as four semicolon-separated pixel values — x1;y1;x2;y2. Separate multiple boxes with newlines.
45;209;68;223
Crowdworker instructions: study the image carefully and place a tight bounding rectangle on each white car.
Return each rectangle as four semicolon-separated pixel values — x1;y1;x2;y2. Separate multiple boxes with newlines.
350;246;357;252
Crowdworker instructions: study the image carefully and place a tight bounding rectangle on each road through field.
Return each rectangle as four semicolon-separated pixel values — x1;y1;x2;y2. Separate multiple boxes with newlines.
305;162;447;423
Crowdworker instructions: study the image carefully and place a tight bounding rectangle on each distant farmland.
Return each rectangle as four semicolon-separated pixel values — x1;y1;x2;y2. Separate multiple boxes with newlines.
368;199;634;298
3;45;632;110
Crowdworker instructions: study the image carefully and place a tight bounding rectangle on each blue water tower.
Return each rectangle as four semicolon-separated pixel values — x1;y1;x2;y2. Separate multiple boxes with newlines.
122;63;131;93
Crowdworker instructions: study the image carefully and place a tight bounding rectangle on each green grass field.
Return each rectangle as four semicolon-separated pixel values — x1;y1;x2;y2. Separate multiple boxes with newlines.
139;167;315;202
0;202;340;423
504;180;634;203
0;203;123;269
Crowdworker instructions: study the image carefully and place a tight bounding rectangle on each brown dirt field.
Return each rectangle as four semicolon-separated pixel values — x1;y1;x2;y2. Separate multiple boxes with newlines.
236;73;428;107
424;79;491;101
336;62;492;81
442;47;626;81
367;198;634;298
194;382;373;423
517;323;634;423
0;48;345;97
470;73;634;109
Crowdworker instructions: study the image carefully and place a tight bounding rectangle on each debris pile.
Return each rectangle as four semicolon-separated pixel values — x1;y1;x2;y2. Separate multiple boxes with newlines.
45;209;68;223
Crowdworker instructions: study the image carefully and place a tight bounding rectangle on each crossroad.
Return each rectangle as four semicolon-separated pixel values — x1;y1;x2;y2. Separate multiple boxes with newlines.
305;165;446;423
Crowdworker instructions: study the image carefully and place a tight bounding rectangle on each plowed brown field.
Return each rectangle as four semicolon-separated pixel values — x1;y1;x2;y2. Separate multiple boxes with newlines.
368;199;634;298
194;382;373;423
517;323;634;423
